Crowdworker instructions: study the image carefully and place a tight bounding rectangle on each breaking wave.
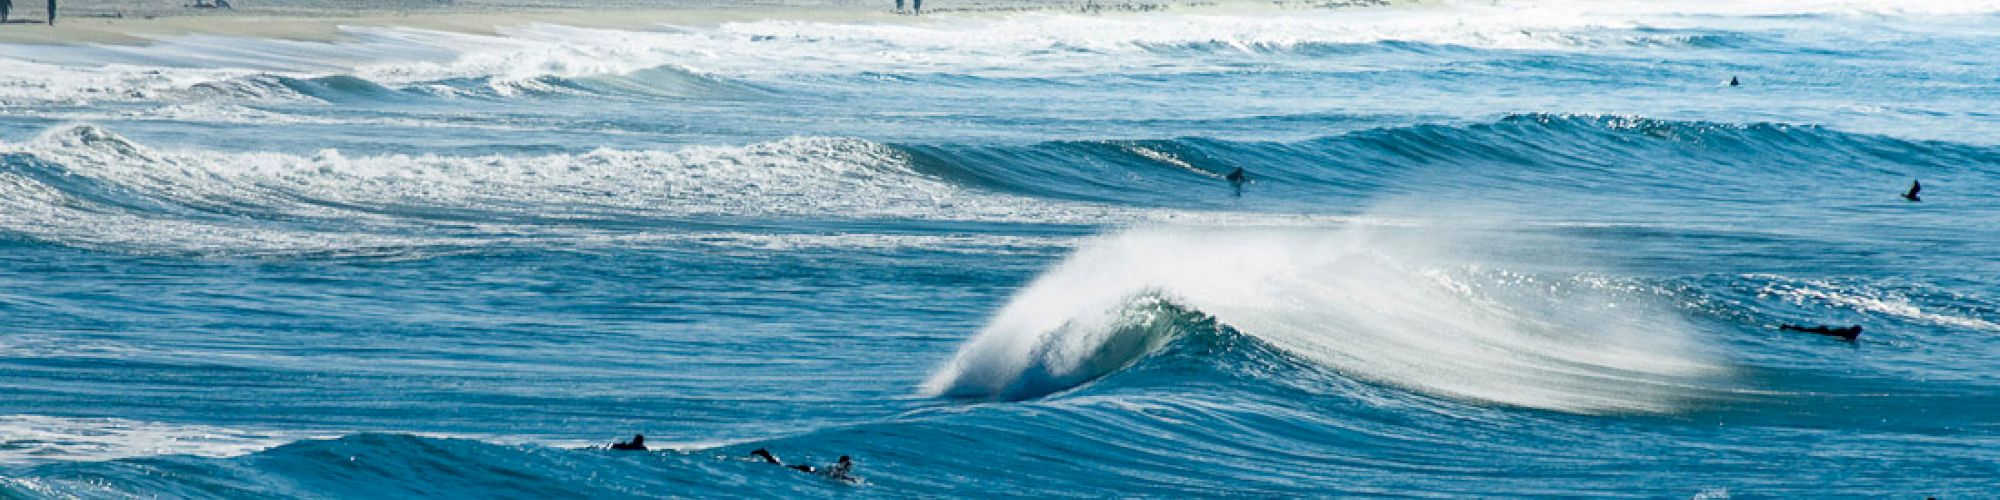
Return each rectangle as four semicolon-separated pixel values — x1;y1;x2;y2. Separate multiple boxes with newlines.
922;227;1733;414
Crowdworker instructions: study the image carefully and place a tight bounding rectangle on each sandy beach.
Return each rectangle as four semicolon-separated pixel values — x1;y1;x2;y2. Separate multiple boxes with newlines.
0;0;1276;45
0;0;1388;45
0;3;904;44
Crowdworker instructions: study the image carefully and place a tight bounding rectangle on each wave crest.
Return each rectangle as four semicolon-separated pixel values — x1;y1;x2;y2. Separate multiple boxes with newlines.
924;226;1733;414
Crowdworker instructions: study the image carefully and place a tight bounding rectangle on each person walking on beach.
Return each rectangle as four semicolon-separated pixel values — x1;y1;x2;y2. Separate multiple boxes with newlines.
45;0;54;25
911;0;921;15
2;0;13;24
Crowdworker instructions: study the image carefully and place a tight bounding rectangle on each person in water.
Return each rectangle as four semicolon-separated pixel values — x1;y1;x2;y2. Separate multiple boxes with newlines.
749;448;855;479
750;448;784;465
1728;76;1740;86
751;448;813;471
822;455;855;481
1225;167;1246;184
610;434;648;451
1780;324;1862;341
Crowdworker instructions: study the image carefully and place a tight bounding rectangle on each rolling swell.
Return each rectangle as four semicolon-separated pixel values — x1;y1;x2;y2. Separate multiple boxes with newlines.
6;114;1995;256
0;125;1127;255
904;113;1999;213
50;64;761;107
7;285;1996;498
0;434;761;498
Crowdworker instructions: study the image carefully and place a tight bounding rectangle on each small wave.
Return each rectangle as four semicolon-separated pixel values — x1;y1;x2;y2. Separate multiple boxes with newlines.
3;2;1954;107
0;432;824;497
1751;274;2000;332
0;415;305;465
0;125;1141;256
902;112;1997;213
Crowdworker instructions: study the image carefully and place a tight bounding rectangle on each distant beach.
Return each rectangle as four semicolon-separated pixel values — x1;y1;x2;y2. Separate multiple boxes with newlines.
0;0;1401;44
0;3;903;44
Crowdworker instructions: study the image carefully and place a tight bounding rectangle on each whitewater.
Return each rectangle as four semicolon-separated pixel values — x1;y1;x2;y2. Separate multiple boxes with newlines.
2;0;1997;497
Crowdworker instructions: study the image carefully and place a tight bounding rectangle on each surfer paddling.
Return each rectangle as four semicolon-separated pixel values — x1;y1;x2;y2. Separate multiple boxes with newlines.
1780;324;1862;341
609;434;648;451
748;448;858;482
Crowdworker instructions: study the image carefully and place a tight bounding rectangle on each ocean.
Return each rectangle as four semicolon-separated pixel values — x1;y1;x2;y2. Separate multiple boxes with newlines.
2;1;1997;497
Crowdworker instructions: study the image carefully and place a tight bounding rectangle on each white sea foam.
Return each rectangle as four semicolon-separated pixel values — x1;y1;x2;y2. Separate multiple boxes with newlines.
0;415;654;466
0;415;312;465
1754;276;2000;332
0;125;1155;254
923;224;1732;414
5;0;1993;107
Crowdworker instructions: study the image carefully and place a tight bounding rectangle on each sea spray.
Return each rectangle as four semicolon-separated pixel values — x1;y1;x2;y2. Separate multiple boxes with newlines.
926;224;1732;413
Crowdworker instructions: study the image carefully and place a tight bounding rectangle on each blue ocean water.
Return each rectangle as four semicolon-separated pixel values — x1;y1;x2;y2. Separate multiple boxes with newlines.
2;1;1999;496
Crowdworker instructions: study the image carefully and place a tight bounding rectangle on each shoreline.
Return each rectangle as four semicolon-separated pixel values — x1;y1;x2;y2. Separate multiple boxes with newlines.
0;7;912;45
0;0;1396;45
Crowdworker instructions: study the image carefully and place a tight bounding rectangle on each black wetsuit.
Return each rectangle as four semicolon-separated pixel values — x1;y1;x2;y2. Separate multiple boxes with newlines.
1780;324;1862;340
823;458;854;481
610;435;648;451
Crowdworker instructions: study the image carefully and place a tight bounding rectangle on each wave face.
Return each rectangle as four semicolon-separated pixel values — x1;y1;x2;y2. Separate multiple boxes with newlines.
6;1;2000;498
922;227;1732;414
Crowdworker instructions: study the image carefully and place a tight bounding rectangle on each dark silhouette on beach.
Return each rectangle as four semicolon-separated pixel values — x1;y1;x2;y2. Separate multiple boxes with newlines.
3;0;13;24
45;0;52;25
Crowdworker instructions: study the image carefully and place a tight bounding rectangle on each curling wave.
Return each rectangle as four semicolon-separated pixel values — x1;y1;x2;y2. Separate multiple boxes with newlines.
923;226;1734;414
